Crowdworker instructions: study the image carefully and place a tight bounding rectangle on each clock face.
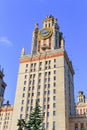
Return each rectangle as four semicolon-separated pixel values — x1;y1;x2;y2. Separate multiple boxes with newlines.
38;28;53;40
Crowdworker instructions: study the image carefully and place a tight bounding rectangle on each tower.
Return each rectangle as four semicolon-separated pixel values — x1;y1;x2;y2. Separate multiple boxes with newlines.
0;66;7;107
11;15;75;130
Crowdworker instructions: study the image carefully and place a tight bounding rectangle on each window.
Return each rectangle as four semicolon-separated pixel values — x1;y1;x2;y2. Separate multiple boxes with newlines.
45;72;47;76
49;60;51;64
26;114;28;119
47;112;49;117
39;62;42;66
48;90;50;94
38;92;40;96
22;100;24;104
32;93;34;96
48;78;50;82
23;87;26;91
22;93;25;97
39;73;41;77
44;98;46;102
25;69;28;72
31;99;33;104
28;93;30;97
53;103;56;108
48;72;51;75
48;97;50;101
43;105;46;109
20;114;22;119
31;63;33;67
53;121;56;127
26;64;28;67
25;75;27;79
29;80;32;85
53;111;56;116
30;75;32;78
45;61;48;65
21;107;23;112
45;78;47;82
53;89;56;94
33;74;36;78
75;123;78;130
45;66;47;70
27;100;30;104
47;105;50;109
43;123;46;128
53;96;56;100
54;82;56;87
32;86;34;90
54;65;56;68
29;87;31;91
48;84;50;88
38;79;41;83
27;107;30;111
44;91;46;95
34;63;36;67
54;59;56;62
47;122;49;128
38;98;40;102
54;76;56;80
33;80;35;85
39;67;42;71
54;70;56;74
44;84;47;89
38;85;41;89
24;81;27;85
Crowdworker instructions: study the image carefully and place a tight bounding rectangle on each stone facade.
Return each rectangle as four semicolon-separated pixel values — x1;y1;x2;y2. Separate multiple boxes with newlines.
11;15;75;130
0;103;13;130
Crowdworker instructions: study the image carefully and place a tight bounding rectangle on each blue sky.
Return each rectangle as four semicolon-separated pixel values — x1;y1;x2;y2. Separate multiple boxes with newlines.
0;0;87;104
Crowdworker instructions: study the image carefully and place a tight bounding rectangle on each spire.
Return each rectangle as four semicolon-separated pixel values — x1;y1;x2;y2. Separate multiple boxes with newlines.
21;48;25;57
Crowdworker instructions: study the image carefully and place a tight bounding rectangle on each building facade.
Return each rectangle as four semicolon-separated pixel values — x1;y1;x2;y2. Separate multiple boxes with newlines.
11;15;75;130
76;91;87;116
0;67;7;107
0;102;13;130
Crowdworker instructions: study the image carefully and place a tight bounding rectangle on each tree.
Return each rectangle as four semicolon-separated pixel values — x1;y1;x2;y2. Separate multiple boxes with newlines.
17;119;25;130
17;100;44;130
25;101;44;130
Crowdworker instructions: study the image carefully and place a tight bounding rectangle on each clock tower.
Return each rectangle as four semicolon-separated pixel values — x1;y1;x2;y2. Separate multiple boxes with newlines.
32;15;64;54
11;15;75;130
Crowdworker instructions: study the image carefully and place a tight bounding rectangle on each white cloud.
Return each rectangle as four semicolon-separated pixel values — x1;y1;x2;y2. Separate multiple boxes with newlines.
0;37;13;47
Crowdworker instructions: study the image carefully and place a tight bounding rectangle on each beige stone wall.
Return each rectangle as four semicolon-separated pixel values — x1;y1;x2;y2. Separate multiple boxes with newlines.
0;105;13;130
69;116;87;130
11;49;75;130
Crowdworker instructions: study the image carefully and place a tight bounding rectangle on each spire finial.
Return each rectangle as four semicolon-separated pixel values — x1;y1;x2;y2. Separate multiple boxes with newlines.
21;48;25;57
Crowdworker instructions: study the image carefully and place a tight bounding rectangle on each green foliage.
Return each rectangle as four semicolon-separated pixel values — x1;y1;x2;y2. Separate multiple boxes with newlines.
82;128;86;130
25;101;44;130
17;100;44;130
17;119;25;130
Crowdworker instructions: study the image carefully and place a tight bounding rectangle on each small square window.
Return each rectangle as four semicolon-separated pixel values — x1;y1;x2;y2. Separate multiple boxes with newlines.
54;70;56;74
26;64;28;67
53;111;56;116
32;93;34;96
53;96;56;100
22;100;24;104
47;112;50;117
54;59;56;62
53;89;56;94
48;90;50;94
54;76;56;80
24;81;27;85
20;114;22;119
54;65;56;68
